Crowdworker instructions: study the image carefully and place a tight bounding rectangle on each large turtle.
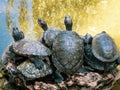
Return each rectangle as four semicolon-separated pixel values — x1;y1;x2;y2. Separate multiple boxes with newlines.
37;18;61;48
52;15;84;82
84;31;119;73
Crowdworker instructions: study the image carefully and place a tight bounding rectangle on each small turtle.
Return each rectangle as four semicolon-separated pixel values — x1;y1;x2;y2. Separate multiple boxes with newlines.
10;33;51;69
84;31;119;73
17;60;52;80
37;18;61;48
52;15;84;82
2;27;51;69
2;28;25;66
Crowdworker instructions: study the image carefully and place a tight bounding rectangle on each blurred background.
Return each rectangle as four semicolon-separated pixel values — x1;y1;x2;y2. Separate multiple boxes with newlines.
0;0;120;89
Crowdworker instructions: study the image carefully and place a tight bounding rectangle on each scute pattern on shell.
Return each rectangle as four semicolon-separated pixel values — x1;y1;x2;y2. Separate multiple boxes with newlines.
17;60;52;79
92;32;119;62
13;40;51;56
52;31;84;74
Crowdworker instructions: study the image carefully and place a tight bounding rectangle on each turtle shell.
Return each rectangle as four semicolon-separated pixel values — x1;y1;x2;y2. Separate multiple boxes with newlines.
38;27;61;48
12;39;51;57
92;32;119;62
84;45;117;71
52;31;84;74
17;60;52;80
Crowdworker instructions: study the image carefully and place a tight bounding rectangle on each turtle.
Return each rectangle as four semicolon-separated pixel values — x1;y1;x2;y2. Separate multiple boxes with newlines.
9;29;52;69
3;59;52;87
37;18;61;48
2;27;51;72
2;27;52;86
2;27;25;66
51;15;84;82
84;31;119;73
17;60;52;80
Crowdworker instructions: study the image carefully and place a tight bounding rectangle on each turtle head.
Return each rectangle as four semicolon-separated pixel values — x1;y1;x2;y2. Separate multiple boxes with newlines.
38;18;48;31
102;31;106;33
84;33;93;44
12;27;20;42
12;27;24;41
19;31;24;40
64;15;73;31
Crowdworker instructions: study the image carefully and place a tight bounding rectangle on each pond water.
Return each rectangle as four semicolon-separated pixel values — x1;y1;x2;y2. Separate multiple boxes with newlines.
0;0;12;59
0;0;120;89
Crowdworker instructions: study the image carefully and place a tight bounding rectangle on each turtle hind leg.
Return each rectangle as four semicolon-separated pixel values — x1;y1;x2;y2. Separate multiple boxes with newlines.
52;70;64;83
30;57;45;69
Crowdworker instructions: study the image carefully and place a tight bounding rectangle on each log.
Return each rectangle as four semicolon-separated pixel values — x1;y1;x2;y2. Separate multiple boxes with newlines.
1;70;120;90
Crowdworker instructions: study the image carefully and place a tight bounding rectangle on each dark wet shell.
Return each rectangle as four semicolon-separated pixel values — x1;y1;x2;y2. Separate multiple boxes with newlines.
52;31;84;74
13;40;51;56
92;32;119;62
17;60;52;80
38;27;61;48
84;45;117;71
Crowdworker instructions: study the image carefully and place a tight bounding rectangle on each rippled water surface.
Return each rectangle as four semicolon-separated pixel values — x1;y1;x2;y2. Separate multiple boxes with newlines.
0;0;120;89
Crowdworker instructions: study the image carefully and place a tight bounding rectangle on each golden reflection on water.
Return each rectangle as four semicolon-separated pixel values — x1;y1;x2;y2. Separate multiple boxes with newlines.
5;0;120;89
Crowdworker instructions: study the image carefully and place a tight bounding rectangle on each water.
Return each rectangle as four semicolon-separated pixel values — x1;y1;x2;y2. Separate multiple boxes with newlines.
0;0;12;59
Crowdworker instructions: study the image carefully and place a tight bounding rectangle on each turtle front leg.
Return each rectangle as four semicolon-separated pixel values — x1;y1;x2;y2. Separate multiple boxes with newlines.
30;57;45;69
